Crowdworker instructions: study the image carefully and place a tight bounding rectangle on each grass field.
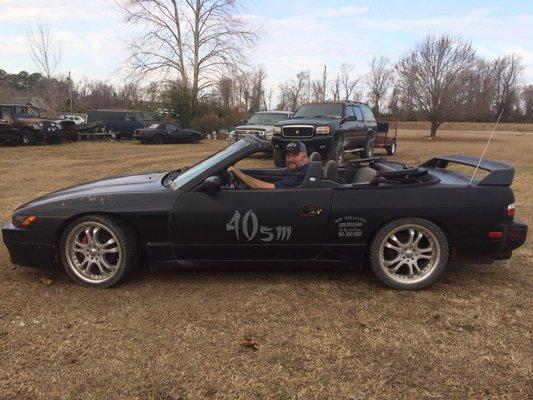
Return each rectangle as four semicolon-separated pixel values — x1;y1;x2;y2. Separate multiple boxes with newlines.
0;129;531;399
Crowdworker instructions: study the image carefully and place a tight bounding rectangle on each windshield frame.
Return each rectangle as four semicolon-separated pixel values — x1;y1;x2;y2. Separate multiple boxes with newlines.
168;140;251;191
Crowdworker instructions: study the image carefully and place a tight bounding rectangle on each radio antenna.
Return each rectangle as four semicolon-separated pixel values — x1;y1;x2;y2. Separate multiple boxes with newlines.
469;108;504;185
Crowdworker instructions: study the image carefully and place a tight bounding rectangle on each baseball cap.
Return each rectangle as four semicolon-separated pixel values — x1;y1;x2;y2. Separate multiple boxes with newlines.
285;141;307;154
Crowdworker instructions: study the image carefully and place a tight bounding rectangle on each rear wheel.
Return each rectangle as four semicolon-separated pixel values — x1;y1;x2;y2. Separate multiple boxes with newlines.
359;134;374;158
60;215;137;288
386;140;397;155
273;148;286;167
369;218;449;290
153;134;164;144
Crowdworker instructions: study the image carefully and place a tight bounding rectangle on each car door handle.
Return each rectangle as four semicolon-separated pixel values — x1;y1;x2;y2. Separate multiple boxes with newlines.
299;205;324;217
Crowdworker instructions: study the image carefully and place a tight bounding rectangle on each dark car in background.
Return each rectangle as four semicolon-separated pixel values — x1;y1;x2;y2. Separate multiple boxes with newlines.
271;101;378;166
86;109;155;139
133;123;203;144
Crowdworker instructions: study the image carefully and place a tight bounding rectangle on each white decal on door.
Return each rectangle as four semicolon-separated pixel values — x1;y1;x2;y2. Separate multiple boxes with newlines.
226;210;292;242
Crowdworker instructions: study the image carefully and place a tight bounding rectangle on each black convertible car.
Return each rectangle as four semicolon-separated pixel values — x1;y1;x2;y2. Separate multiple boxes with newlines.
2;136;527;289
133;123;202;144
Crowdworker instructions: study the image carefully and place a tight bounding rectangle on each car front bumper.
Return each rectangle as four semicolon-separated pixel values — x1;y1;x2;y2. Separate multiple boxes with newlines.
2;220;56;268
272;135;334;153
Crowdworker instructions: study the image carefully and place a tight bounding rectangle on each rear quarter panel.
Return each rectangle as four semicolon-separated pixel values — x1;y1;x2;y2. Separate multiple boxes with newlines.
323;184;514;261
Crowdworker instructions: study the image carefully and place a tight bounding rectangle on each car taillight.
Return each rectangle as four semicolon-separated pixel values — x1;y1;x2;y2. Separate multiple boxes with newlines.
506;203;515;219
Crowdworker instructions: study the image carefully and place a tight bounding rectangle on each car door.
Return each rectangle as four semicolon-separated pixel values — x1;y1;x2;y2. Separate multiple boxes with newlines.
165;124;179;141
342;105;359;148
171;187;333;261
352;105;367;147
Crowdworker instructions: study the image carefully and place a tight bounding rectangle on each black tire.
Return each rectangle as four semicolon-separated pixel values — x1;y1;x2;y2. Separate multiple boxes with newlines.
359;134;374;158
273;148;286;167
21;129;37;146
327;137;345;166
190;134;200;144
153;134;164;144
60;215;137;288
386;140;397;156
369;218;449;291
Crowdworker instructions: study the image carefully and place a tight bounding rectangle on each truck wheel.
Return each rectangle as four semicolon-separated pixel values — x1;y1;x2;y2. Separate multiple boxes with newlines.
273;148;286;167
327;138;345;166
21;130;37;146
369;218;449;290
386;140;397;155
359;135;374;158
60;215;138;288
153;134;164;144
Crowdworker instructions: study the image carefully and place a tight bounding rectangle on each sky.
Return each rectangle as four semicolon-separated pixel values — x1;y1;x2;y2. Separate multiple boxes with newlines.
1;0;532;101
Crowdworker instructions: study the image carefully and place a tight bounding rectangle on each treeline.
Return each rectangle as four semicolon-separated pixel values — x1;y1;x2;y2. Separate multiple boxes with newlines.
1;35;532;135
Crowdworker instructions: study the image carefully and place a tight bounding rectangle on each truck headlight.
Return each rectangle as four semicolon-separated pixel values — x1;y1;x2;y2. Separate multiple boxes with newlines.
273;126;282;135
316;126;331;134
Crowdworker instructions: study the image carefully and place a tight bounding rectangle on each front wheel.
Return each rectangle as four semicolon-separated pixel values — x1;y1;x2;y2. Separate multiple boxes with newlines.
359;135;374;158
369;218;449;290
60;215;137;288
273;148;286;167
21;130;37;145
152;134;164;144
327;137;345;166
190;134;200;144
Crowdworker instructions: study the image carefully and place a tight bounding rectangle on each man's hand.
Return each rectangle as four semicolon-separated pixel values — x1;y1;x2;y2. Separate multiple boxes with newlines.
227;165;274;190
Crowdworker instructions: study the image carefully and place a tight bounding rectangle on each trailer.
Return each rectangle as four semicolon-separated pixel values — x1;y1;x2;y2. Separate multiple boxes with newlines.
374;119;398;155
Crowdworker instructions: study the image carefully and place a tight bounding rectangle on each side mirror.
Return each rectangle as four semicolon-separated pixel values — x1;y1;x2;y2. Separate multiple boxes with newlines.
202;175;222;194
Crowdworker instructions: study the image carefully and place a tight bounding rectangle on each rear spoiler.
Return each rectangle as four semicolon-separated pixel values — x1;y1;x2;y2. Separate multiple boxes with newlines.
420;155;514;186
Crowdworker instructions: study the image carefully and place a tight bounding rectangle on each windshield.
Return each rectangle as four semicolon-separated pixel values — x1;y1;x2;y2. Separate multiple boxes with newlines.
293;104;343;119
169;140;249;190
246;113;290;125
148;124;159;129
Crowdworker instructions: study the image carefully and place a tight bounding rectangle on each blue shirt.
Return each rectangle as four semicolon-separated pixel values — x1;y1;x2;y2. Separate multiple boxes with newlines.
274;164;309;189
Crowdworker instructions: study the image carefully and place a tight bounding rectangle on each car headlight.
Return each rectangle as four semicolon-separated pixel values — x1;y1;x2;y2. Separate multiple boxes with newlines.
12;214;37;228
273;126;282;135
315;125;331;134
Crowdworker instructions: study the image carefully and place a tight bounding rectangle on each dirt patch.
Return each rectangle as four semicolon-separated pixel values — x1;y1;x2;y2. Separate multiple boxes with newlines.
0;131;531;399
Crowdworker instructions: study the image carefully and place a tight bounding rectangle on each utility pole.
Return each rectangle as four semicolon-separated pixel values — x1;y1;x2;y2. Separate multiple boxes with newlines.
68;71;73;114
322;65;327;101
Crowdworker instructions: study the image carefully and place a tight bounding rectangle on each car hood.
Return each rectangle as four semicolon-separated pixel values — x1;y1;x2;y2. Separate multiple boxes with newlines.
17;171;169;210
277;118;340;127
234;124;272;132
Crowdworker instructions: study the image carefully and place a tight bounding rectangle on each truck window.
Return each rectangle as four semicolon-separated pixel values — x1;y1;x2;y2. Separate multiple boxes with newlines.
1;107;13;123
360;105;376;122
353;106;364;121
346;105;356;119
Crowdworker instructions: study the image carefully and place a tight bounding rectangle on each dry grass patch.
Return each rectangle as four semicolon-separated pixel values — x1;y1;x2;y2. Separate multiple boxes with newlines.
0;130;531;399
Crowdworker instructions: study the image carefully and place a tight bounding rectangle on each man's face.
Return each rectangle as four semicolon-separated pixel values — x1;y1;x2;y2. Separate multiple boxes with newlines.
285;151;309;171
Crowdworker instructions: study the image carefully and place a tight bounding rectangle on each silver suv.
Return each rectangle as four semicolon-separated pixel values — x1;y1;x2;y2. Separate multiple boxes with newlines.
228;111;293;144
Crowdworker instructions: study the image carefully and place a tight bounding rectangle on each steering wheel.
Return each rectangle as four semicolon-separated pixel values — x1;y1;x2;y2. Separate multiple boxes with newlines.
226;170;248;189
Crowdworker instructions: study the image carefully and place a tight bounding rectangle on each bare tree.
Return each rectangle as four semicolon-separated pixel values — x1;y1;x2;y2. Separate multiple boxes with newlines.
27;17;62;110
521;85;533;122
492;54;524;120
329;73;341;101
118;0;258;109
396;34;477;137
366;56;393;114
339;63;359;101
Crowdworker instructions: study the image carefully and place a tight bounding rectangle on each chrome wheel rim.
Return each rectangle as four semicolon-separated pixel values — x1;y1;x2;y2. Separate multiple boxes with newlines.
391;142;396;154
379;224;440;284
22;134;30;144
64;222;122;284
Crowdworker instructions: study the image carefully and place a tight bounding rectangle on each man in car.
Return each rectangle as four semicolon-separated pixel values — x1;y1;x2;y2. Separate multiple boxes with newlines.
228;141;309;189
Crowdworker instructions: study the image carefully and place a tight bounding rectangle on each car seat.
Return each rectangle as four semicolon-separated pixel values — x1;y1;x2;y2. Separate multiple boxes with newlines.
352;166;378;184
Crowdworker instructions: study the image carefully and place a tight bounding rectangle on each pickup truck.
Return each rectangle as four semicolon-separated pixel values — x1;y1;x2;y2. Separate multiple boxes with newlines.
271;101;377;167
0;103;63;145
